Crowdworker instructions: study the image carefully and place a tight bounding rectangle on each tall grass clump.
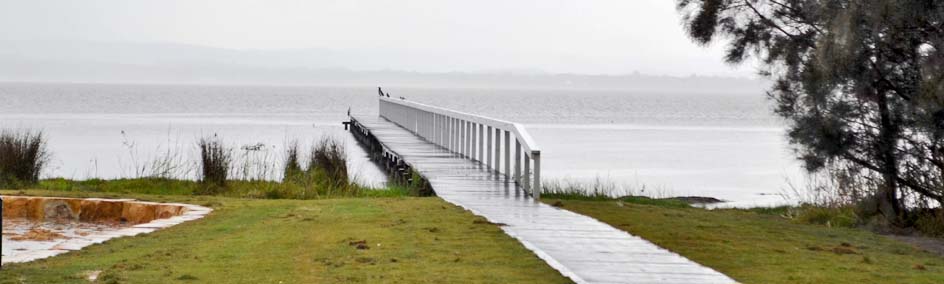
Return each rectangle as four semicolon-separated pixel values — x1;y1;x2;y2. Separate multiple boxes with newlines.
542;177;671;201
119;131;192;179
309;137;349;189
259;137;358;199
0;130;49;188
197;136;231;194
283;141;303;180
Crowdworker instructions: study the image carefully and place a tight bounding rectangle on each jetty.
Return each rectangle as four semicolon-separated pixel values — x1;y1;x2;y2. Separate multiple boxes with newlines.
348;96;736;284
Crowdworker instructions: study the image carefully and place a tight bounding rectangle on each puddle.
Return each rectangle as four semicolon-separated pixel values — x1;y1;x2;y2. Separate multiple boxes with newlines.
1;196;211;264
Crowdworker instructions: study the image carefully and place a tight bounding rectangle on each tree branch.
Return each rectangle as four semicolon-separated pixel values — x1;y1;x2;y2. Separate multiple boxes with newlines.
742;0;798;40
767;0;825;34
843;153;944;200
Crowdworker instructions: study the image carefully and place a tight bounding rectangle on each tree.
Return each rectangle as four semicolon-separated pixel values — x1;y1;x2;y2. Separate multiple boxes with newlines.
676;0;944;225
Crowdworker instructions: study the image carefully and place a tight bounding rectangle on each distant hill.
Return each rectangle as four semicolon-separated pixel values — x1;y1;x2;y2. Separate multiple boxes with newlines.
0;40;767;93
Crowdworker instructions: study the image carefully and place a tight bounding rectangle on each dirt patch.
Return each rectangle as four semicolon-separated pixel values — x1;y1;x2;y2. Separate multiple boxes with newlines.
348;240;370;250
666;196;725;204
10;227;66;241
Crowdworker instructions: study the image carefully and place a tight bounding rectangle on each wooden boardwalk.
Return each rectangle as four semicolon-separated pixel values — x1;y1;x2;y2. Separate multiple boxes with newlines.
351;115;736;284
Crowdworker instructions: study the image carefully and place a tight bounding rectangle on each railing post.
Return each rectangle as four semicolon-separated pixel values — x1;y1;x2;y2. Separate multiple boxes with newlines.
470;123;477;162
423;111;433;138
465;121;470;158
523;155;531;192
446;116;452;151
432;113;438;144
417;110;423;137
455;118;461;153
494;127;501;175
461;120;467;157
514;140;521;183
503;130;510;181
459;119;465;157
478;125;484;163
449;118;459;152
440;114;446;148
470;122;475;160
532;152;541;200
486;126;493;168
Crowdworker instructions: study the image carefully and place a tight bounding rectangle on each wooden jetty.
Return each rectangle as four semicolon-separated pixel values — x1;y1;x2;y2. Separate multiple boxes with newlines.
348;96;736;284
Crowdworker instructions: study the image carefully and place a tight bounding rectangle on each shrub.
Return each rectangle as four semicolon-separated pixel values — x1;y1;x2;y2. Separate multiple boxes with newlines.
309;137;348;189
913;209;944;237
408;170;434;197
197;136;231;193
0;129;49;188
795;205;858;228
283;141;303;181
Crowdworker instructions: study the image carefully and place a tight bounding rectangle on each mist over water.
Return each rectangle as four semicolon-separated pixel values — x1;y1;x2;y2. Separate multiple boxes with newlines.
0;82;804;206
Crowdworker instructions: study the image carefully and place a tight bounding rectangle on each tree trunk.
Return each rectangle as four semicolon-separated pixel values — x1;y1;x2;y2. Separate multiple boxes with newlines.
876;90;903;225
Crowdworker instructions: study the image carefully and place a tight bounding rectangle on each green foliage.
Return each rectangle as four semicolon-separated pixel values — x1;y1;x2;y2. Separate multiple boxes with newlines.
746;206;793;216
913;209;944;237
563;199;944;284
618;196;692;208
39;178;195;195
308;137;348;189
542;184;613;201
27;136;402;199
197;136;230;192
0;192;569;284
0;129;48;188
406;170;434;197
795;205;859;228
677;0;944;224
35;177;407;200
283;141;303;181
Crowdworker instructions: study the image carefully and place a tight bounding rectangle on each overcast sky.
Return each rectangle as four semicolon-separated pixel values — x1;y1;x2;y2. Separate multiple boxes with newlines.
0;0;755;77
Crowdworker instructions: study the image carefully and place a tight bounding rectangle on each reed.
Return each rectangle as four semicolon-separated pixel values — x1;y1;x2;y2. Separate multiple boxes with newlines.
308;137;349;189
197;136;231;193
119;131;193;179
283;141;303;181
232;142;279;181
541;176;671;201
0;129;49;187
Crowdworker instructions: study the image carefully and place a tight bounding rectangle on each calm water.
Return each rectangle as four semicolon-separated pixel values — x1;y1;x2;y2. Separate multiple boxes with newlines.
0;82;804;206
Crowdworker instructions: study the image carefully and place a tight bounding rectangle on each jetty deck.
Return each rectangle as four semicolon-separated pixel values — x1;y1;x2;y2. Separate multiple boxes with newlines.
348;97;735;284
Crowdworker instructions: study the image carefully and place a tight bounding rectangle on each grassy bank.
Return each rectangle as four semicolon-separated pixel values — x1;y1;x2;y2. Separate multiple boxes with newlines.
35;178;412;199
0;190;570;284
548;198;943;284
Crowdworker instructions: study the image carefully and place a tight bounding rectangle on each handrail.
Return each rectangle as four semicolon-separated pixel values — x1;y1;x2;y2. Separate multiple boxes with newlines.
378;96;542;199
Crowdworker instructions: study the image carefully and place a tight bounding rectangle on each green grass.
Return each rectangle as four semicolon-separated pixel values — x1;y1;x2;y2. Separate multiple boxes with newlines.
549;199;944;284
0;190;570;284
36;178;411;199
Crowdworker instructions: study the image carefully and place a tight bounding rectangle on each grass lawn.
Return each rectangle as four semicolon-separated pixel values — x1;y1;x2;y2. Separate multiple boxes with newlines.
551;199;944;284
0;190;571;284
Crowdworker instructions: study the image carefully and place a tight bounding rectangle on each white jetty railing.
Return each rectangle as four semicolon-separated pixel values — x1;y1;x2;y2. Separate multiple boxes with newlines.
379;97;542;199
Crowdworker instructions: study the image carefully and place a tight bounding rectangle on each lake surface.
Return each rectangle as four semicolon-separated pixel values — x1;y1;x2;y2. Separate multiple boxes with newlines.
0;82;805;206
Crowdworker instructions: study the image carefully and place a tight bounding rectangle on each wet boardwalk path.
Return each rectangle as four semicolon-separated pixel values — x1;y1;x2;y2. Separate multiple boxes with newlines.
351;115;736;284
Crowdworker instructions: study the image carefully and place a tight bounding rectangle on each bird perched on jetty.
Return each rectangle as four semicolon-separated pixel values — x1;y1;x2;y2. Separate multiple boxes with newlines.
377;87;385;97
399;96;406;100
